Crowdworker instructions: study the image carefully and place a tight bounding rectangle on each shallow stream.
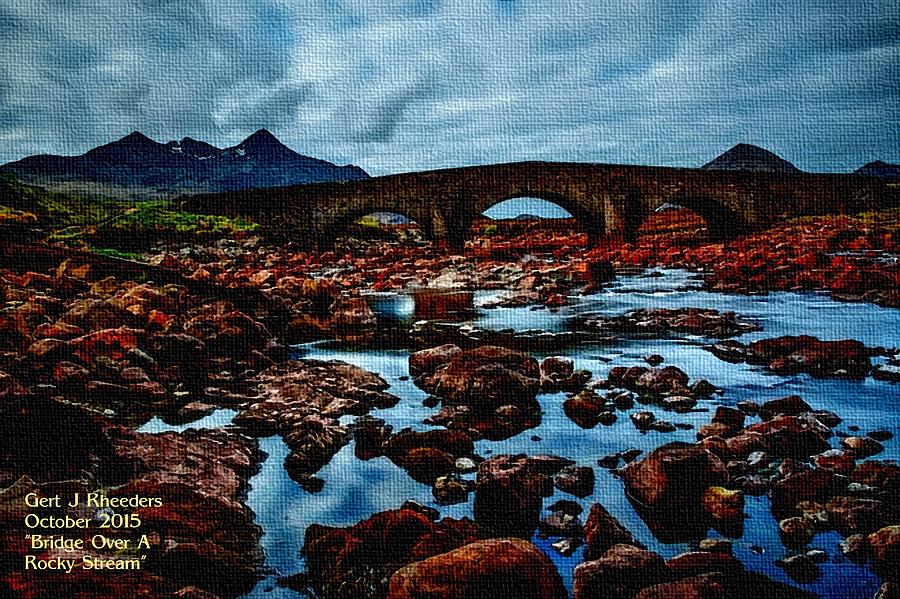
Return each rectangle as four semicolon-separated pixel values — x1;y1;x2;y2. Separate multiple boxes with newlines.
140;269;900;598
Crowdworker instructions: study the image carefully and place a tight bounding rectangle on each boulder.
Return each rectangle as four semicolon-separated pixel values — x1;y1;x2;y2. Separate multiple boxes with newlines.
473;455;550;538
635;571;816;599
563;390;610;429
779;517;816;548
826;496;888;535
701;486;744;522
383;429;474;483
433;475;472;505
868;525;900;580
583;502;643;560
841;435;885;458
770;468;840;516
619;442;728;513
304;508;483;596
409;344;462;377
573;544;667;599
330;297;377;343
415;346;541;412
634;366;690;396
758;395;812;421
387;538;566;599
554;466;595;498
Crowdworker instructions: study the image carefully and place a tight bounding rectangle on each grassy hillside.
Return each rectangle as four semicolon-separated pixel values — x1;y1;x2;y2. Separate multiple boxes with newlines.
0;174;258;257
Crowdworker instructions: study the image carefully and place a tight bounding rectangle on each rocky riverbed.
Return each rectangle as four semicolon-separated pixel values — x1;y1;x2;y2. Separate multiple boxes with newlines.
1;212;899;598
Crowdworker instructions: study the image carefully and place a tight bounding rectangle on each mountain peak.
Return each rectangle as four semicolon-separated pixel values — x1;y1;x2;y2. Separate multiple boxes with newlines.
83;130;166;160
701;144;800;173
229;129;295;158
242;129;282;146
123;130;149;140
855;160;900;179
112;131;158;146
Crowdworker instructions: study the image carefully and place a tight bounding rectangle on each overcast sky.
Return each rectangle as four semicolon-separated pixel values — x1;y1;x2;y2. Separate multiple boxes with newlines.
0;0;897;175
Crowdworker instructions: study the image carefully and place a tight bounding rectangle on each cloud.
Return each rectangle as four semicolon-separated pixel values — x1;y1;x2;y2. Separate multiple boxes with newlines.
0;0;897;174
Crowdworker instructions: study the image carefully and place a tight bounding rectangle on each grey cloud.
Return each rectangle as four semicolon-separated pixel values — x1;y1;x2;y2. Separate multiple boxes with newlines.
0;0;896;174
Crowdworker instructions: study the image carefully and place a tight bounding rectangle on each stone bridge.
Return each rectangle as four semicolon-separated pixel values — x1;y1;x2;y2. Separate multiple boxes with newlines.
182;161;889;249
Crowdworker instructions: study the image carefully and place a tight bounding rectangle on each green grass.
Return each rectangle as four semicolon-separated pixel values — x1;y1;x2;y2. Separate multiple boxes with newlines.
108;201;259;236
355;215;382;228
91;248;148;262
1;175;259;248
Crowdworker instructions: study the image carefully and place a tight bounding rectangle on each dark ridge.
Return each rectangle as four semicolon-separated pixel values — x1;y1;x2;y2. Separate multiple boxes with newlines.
0;130;369;198
855;160;900;179
701;143;800;173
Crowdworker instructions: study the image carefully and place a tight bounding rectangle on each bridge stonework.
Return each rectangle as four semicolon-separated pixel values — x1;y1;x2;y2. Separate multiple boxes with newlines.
182;161;890;250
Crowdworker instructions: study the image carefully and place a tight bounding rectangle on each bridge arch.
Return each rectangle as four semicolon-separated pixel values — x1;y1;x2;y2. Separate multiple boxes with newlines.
639;194;748;241
466;191;604;245
316;202;439;247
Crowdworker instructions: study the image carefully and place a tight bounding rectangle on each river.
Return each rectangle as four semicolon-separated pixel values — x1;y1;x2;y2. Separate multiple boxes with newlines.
140;268;900;598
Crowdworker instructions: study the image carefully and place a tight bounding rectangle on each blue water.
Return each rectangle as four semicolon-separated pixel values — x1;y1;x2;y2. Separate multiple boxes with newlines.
140;269;900;598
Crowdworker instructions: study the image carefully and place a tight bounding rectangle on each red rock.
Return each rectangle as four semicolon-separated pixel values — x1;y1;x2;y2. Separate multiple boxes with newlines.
758;395;812;420
409;344;462;377
712;406;745;430
383;429;474;459
574;544;667;599
779;517;816;548
634;366;690;396
619;442;728;512
303;509;482;595
553;465;595;498
33;321;83;340
701;486;744;522
582;503;643;560
825;496;888;535
330;296;377;343
416;346;541;411
770;468;839;516
53;361;90;387
184;303;269;357
387;538;566;599
69;327;140;364
563;391;609;429
869;526;900;580
60;299;140;331
812;449;856;475
841;435;885;458
724;432;768;458
25;337;70;361
635;571;816;599
852;461;900;496
352;416;392;460
474;454;549;538
745;415;831;458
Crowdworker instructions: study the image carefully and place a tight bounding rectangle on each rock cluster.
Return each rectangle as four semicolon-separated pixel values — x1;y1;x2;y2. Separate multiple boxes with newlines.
707;335;878;378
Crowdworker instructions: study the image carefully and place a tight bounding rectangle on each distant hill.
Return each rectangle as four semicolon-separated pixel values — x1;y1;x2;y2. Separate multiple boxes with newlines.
855;160;900;179
701;143;800;173
0;129;368;199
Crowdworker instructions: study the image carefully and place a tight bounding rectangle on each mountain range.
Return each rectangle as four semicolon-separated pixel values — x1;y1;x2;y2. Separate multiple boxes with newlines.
0;129;368;199
701;144;899;179
2;136;895;201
